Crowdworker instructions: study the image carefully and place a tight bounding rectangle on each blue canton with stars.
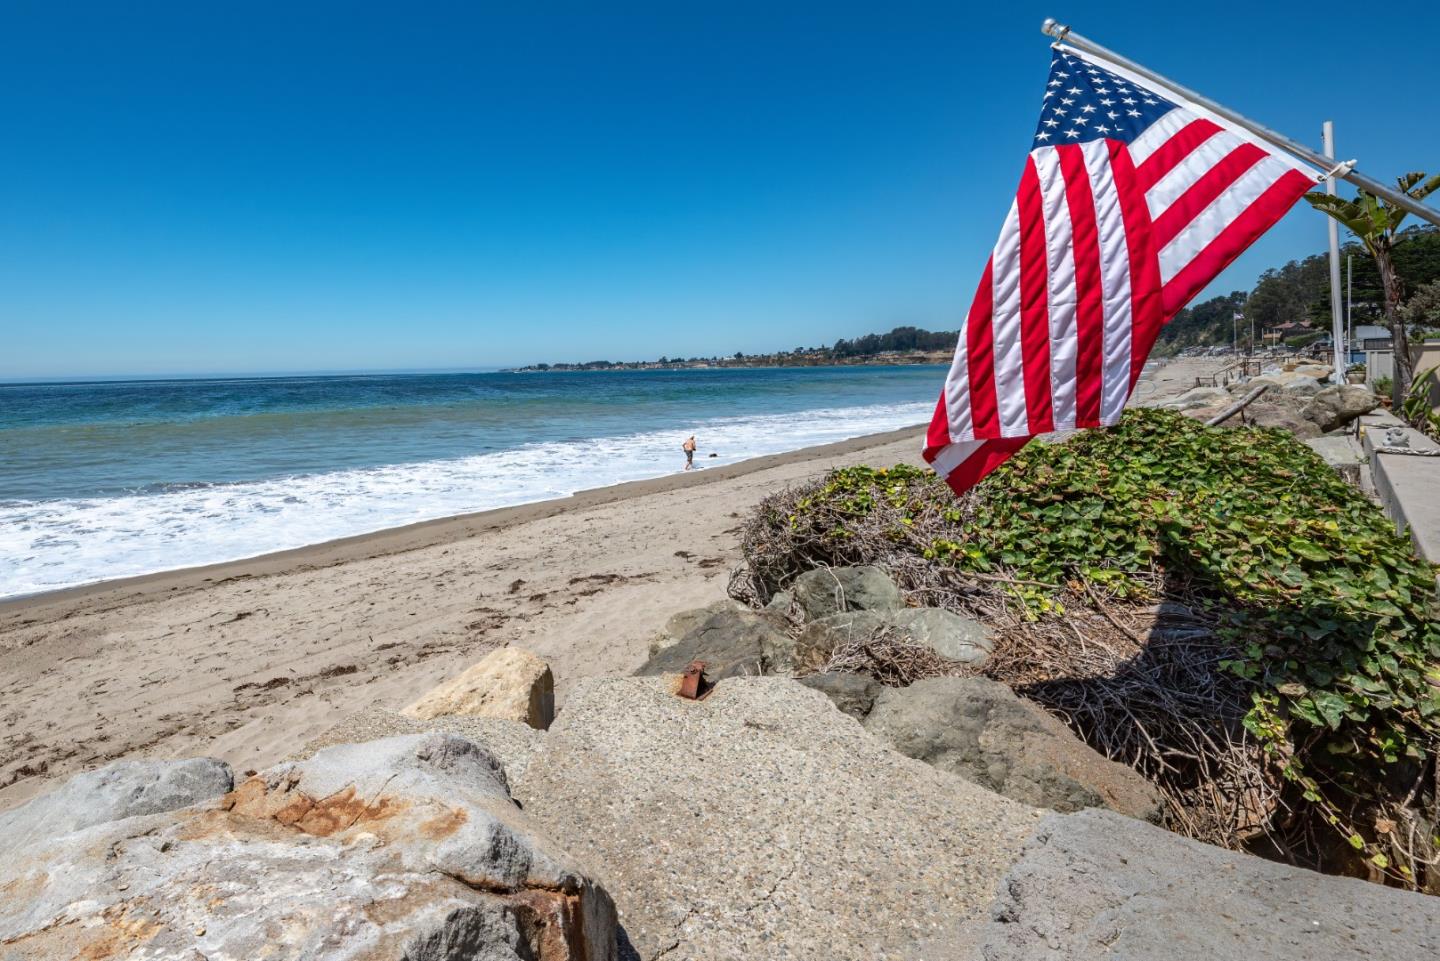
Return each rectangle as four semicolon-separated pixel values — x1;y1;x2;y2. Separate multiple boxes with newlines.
1032;50;1176;151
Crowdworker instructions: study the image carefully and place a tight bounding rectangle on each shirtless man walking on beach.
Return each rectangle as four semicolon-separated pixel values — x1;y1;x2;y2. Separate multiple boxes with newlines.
682;435;697;470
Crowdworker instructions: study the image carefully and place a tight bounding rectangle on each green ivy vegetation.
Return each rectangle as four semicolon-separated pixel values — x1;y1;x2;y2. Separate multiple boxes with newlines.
1402;367;1440;441
801;409;1439;871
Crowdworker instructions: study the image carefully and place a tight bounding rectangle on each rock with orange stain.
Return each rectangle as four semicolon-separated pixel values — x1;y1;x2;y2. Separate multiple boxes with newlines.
0;733;616;960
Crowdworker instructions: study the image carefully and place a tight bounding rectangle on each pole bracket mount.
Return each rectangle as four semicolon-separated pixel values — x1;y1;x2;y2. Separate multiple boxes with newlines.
1322;158;1358;182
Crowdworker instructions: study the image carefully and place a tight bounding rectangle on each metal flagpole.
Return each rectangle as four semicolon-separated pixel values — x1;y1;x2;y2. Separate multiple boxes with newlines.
1040;19;1440;230
1346;254;1353;360
1323;122;1346;384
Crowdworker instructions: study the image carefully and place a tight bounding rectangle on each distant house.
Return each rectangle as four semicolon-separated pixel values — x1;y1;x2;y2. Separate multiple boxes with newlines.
1351;323;1392;378
1352;324;1390;349
1263;320;1312;344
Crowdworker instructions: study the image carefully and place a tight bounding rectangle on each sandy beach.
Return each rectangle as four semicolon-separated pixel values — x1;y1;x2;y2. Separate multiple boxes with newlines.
0;427;930;811
0;356;1220;813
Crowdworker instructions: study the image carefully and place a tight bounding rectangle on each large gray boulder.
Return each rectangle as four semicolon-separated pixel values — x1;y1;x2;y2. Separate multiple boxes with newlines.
794;607;993;673
0;733;617;961
1163;386;1232;411
1230;375;1283;393
0;756;232;861
1303;384;1380;432
792;565;903;619
888;608;993;664
1237;398;1324;438
1234;371;1328;395
797;671;883;719
511;676;1040;961
1291;362;1333;379
794;609;891;672
977;808;1440;960
634;607;792;678
648;598;750;655
864;677;1163;822
1277;373;1326;395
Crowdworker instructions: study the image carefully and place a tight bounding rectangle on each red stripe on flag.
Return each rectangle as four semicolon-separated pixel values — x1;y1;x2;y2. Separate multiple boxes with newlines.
1017;157;1054;434
1109;142;1165;387
1161;169;1314;318
1133;118;1222;194
1150;142;1267;249
966;259;1001;437
1057;144;1105;428
925;393;951;452
938;437;1031;497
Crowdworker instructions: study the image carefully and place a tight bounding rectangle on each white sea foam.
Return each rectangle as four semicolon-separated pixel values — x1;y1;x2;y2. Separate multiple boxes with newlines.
0;401;929;599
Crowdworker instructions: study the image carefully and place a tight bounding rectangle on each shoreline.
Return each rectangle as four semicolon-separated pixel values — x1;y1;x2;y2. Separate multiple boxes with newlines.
1;425;924;615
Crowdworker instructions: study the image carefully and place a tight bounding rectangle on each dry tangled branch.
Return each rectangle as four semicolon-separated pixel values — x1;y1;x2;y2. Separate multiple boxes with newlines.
816;625;976;688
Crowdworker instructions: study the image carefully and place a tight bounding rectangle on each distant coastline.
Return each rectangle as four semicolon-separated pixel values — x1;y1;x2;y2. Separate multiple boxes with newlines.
506;325;959;372
506;352;953;372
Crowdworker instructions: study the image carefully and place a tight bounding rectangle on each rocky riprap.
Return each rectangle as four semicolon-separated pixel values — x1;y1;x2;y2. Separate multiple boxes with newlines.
7;560;1440;960
636;565;1155;821
5;670;1440;959
1163;365;1380;437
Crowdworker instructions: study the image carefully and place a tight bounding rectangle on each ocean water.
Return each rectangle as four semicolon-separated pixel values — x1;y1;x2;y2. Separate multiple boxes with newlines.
0;367;941;599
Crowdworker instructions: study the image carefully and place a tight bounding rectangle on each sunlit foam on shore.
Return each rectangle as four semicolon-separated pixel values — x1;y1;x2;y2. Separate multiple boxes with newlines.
0;401;929;599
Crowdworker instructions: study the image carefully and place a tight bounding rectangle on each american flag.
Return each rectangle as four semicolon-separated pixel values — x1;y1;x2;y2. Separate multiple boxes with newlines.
925;44;1321;494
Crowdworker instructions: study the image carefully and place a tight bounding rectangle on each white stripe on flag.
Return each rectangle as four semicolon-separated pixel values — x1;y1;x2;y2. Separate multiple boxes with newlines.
1034;149;1078;431
930;438;985;479
1144;129;1243;219
1126;107;1191;166
942;309;975;441
1081;141;1134;424
1158;155;1296;283
989;199;1030;436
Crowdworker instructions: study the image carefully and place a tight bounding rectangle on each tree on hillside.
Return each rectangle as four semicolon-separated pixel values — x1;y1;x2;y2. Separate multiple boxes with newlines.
1332;227;1440;324
1398;278;1440;334
1246;255;1330;331
1158;291;1248;352
1306;173;1440;406
832;326;958;358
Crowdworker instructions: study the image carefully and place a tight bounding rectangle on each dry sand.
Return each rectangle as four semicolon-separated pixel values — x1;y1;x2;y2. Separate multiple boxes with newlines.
0;357;1221;812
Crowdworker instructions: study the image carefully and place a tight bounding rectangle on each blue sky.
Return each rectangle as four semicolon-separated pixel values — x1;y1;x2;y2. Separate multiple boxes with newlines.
2;1;1435;378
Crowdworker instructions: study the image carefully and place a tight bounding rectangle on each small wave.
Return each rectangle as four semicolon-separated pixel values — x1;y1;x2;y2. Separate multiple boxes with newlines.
0;401;929;599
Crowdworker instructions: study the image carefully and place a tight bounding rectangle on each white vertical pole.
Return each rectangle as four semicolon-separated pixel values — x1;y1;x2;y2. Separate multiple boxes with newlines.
1336;253;1347;363
1323;121;1346;384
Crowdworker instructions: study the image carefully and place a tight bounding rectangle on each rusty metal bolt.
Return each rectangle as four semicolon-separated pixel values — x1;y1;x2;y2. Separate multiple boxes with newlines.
678;660;710;700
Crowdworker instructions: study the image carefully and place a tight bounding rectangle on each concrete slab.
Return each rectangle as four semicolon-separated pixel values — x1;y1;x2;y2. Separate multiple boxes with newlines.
1358;409;1406;430
1305;435;1365;485
976;808;1440;961
1306;434;1365;464
1362;426;1440;563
